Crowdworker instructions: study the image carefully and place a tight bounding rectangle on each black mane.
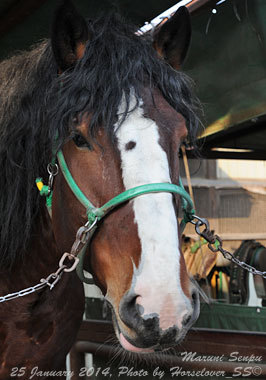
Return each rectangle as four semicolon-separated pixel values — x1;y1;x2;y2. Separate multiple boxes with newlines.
0;13;200;268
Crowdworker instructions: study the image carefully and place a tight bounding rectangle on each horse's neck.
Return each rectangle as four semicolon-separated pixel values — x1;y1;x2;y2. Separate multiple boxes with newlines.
28;206;61;271
1;206;60;289
0;205;85;377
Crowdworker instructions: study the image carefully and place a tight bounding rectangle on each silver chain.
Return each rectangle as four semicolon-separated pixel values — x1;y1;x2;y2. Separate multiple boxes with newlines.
0;218;98;303
0;254;80;303
190;215;266;279
0;265;65;303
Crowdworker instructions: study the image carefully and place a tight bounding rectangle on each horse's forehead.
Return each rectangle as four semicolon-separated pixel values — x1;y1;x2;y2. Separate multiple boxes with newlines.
116;88;188;142
142;88;187;134
77;89;187;147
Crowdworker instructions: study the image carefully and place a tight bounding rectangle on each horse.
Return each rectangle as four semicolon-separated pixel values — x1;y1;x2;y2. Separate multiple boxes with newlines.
0;0;201;377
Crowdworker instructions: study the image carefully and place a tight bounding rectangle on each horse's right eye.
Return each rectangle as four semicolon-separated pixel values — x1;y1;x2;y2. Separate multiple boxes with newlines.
72;133;92;150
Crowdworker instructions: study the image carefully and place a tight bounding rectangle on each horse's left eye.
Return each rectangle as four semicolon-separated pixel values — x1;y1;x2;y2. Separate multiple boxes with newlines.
72;133;92;150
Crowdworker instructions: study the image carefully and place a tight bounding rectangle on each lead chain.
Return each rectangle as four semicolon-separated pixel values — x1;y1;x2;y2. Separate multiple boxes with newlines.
190;215;266;279
216;246;266;278
0;265;66;303
0;218;98;303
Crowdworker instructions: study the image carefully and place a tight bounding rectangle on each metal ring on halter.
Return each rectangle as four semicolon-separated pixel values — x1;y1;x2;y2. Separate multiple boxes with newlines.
47;163;59;176
84;217;98;232
189;215;210;229
47;163;59;191
195;220;210;236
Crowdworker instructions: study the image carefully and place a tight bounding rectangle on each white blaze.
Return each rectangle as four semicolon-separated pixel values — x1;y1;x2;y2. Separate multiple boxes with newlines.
116;99;192;330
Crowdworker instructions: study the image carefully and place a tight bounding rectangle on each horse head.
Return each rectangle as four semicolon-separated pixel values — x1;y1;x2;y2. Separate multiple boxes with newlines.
50;0;200;353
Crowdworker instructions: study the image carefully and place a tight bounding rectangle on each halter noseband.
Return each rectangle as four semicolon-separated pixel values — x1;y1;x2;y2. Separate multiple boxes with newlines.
37;149;195;283
57;150;195;223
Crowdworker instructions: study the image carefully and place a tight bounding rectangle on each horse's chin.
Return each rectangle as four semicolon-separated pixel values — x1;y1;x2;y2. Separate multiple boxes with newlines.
110;309;155;353
119;332;155;353
111;308;187;354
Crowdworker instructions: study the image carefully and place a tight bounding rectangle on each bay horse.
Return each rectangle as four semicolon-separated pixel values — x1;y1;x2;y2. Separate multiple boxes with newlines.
0;0;200;377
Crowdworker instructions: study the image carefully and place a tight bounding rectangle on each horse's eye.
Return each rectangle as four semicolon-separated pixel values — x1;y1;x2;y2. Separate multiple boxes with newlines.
72;133;92;150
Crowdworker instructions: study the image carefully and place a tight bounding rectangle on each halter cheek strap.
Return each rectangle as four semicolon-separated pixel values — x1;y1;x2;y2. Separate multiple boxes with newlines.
36;149;195;284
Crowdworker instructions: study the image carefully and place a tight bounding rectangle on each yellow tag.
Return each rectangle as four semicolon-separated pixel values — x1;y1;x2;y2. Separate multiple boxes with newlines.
36;181;44;191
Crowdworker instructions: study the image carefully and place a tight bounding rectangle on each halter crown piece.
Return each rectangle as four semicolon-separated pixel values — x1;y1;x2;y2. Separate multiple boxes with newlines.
36;149;196;284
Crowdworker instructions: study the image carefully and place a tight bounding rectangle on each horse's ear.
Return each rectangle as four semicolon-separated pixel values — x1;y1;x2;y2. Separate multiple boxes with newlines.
153;6;191;70
51;0;90;71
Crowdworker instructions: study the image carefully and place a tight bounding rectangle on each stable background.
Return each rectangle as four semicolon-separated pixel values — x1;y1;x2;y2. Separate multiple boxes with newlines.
1;1;266;378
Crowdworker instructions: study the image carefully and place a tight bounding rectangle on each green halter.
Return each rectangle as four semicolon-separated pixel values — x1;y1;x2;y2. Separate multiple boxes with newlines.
36;149;195;283
57;150;195;225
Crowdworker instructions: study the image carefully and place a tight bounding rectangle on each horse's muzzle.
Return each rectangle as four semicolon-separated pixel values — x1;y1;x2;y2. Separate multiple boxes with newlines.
115;288;200;353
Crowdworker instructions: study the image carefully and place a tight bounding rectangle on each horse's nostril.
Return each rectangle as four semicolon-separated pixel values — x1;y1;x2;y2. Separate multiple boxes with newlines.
129;294;138;306
182;290;199;328
184;289;200;328
119;292;140;329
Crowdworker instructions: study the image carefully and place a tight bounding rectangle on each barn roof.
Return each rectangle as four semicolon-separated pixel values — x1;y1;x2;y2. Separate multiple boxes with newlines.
1;0;265;159
184;0;266;159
